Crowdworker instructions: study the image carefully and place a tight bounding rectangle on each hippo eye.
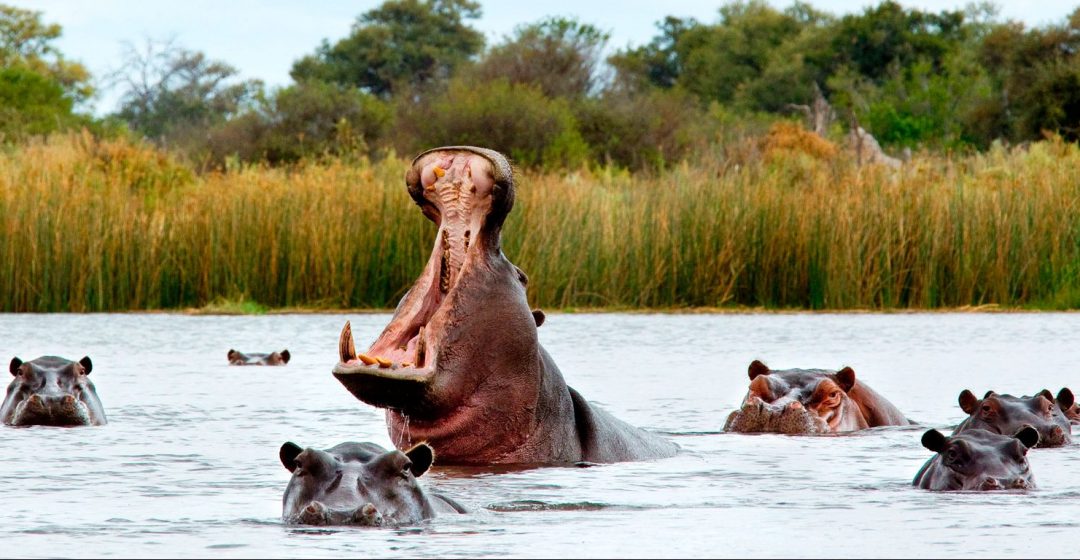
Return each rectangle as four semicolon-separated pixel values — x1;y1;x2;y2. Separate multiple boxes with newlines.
400;461;413;478
981;404;992;413
830;391;840;400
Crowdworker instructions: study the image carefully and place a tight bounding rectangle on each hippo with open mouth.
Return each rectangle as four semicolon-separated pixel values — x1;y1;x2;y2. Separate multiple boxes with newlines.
228;349;291;366
954;389;1073;447
913;427;1038;491
332;146;679;465
2;356;106;426
724;360;910;434
279;441;464;526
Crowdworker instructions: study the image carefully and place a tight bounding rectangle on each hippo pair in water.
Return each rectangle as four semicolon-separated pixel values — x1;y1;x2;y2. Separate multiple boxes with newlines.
913;388;1075;491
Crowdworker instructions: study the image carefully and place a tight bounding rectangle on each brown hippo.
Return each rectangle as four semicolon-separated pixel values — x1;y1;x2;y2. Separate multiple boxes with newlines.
724;360;910;434
227;349;290;366
279;441;465;526
913;427;1038;491
954;389;1072;447
332;146;678;465
2;356;107;426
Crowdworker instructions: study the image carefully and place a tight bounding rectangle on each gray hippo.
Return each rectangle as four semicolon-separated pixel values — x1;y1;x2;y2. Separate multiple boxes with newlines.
913;427;1038;491
2;356;107;426
279;441;464;526
228;349;290;366
332;146;678;465
724;360;910;434
954;389;1072;447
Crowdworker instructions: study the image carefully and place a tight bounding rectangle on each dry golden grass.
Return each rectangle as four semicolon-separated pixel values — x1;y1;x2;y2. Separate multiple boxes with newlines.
2;133;1080;311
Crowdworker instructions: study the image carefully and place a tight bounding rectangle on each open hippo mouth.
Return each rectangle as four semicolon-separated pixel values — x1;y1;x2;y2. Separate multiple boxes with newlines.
333;146;516;418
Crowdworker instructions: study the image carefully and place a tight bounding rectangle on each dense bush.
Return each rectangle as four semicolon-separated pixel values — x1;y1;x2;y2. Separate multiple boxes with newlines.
395;77;588;168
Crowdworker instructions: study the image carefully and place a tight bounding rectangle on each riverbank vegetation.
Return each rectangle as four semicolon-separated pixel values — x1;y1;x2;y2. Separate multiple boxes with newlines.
3;132;1080;312
3;1;1080;311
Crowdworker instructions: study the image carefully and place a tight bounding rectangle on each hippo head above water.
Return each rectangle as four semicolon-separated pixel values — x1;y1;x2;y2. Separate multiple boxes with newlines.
914;427;1038;491
279;441;464;526
227;349;290;366
723;360;909;434
955;389;1073;448
1;356;107;426
332;146;678;465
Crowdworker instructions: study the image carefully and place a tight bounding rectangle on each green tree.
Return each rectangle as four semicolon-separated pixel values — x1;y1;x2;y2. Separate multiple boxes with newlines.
291;0;484;98
0;65;83;140
0;4;92;103
609;16;695;92
206;80;392;165
112;40;262;149
471;16;609;99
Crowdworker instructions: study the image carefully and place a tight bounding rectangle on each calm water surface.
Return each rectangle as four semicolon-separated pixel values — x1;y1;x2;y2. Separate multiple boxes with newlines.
3;312;1080;558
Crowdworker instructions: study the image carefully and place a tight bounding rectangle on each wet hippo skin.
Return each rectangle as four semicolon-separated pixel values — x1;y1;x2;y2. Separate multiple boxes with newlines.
228;349;290;366
914;427;1038;491
724;360;910;434
953;389;1073;447
279;441;464;526
2;356;106;426
331;146;679;465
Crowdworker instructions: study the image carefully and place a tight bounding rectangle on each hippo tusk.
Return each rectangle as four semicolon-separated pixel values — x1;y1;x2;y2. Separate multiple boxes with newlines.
376;357;392;368
433;166;446;178
339;322;357;363
359;354;378;366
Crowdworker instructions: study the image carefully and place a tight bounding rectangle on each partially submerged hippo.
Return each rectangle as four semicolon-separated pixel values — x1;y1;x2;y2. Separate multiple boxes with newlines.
279;441;464;526
913;427;1038;491
954;389;1072;447
228;349;290;366
2;356;106;426
1058;388;1080;424
724;360;909;434
332;146;678;465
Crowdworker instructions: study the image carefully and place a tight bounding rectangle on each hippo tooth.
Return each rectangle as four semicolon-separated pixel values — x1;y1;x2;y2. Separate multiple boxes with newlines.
416;327;426;366
433;166;446;178
439;230;451;293
339;321;357;363
464;230;471;251
358;354;378;366
376;357;392;368
402;362;413;368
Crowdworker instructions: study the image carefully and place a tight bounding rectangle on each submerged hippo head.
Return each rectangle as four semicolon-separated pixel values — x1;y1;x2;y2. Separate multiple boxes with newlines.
725;360;868;434
227;349;290;366
914;427;1038;491
279;441;463;526
332;147;677;465
2;356;107;426
1053;388;1079;424
955;389;1072;448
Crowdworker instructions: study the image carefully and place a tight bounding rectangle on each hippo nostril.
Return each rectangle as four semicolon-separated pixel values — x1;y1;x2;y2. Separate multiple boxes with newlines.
981;478;1004;491
62;395;76;407
788;401;803;411
28;394;43;406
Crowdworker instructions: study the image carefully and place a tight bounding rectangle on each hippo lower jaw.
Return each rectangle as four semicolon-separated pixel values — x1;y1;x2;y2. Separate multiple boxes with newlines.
333;326;436;411
724;396;830;435
289;501;386;527
11;395;92;427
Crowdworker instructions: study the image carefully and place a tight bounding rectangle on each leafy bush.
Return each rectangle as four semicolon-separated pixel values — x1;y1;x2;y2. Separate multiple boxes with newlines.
395;77;588;168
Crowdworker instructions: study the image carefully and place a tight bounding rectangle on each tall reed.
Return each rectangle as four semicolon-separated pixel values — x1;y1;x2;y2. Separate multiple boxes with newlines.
2;133;1080;311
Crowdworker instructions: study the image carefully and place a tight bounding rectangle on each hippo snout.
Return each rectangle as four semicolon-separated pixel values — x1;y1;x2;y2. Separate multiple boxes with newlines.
27;393;78;414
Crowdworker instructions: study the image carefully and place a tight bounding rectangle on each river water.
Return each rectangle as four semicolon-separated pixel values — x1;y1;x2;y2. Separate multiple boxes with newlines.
2;312;1080;558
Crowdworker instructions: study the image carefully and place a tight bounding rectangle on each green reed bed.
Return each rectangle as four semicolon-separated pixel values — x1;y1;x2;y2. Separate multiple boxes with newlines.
2;134;1080;312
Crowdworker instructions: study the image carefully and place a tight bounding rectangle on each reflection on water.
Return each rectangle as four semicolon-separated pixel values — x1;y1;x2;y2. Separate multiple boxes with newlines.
2;312;1080;557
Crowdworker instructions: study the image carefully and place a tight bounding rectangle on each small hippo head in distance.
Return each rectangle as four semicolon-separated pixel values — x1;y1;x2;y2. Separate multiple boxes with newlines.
914;427;1038;491
227;349;290;366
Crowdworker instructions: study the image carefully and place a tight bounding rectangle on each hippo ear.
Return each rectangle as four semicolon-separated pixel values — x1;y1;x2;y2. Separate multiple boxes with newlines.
9;357;22;376
404;443;435;477
835;367;856;393
1014;426;1040;450
228;349;238;361
279;442;303;471
280;350;290;364
532;309;546;327
921;429;948;453
79;356;93;374
959;390;979;414
748;360;770;380
1038;389;1055;402
1057;388;1075;409
983;390;996;399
